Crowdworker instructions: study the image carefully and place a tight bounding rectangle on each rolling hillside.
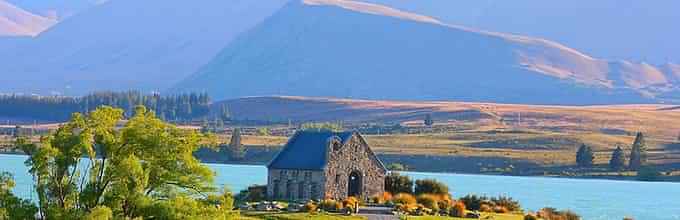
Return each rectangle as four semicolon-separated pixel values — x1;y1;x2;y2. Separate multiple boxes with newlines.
177;0;680;105
217;96;680;140
0;0;55;36
0;0;290;95
362;0;680;64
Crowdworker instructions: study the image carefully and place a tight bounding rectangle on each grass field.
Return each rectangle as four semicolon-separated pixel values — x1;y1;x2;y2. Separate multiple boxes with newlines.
236;212;523;220
226;128;679;168
401;213;524;220
239;212;366;220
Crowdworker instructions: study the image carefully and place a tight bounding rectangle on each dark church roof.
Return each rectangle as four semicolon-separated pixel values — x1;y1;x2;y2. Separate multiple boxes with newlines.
267;130;354;170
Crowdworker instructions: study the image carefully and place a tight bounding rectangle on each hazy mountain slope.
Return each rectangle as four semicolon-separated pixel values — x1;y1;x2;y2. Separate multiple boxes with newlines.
177;0;675;105
6;0;103;20
0;0;290;95
361;0;680;64
216;96;680;140
0;0;55;36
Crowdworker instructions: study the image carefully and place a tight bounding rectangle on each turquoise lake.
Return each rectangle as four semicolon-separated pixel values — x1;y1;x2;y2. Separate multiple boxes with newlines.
2;154;679;220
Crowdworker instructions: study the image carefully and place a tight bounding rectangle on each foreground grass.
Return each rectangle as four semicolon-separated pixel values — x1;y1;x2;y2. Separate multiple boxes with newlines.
401;213;524;220
240;212;366;220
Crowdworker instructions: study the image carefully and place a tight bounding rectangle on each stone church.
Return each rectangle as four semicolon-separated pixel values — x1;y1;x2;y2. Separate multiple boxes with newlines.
266;131;387;201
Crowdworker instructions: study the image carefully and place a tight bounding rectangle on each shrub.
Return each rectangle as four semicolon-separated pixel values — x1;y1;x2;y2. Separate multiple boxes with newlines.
235;185;267;203
415;179;449;196
302;202;318;213
524;214;539;220
459;194;489;211
372;192;393;204
437;200;451;213
385;172;414;195
395;204;419;215
538;207;581;220
491;196;522;212
493;205;509;213
416;194;440;213
450;202;466;217
343;197;359;209
387;163;407;171
479;204;492;212
319;199;342;212
392;193;417;205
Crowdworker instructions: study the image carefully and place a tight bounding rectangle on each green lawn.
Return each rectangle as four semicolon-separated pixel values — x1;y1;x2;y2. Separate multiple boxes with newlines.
240;212;366;220
400;213;524;220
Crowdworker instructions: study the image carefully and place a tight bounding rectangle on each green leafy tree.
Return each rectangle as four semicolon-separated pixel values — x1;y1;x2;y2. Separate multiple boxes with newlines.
576;144;594;167
414;179;449;196
0;172;38;220
16;106;223;219
628;132;647;171
83;206;113;220
609;146;626;171
384;172;414;195
424;114;434;127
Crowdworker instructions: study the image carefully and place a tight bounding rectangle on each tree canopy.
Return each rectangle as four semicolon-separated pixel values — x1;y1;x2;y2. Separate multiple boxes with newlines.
576;144;594;167
0;91;210;122
14;106;234;219
609;146;626;171
385;172;414;195
628;132;647;171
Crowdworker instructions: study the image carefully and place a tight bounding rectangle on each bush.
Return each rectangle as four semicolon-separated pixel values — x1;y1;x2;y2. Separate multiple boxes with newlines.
459;194;489;211
343;197;359;209
84;206;113;220
319;199;343;212
415;179;449;196
302;202;318;213
479;204;492;212
372;192;393;204
385;172;414;195
386;163;407;171
491;196;522;212
416;194;440;213
437;200;451;213
392;193;417;205
493;205;509;213
450;202;466;217
524;214;539;220
235;185;267;203
538;207;581;220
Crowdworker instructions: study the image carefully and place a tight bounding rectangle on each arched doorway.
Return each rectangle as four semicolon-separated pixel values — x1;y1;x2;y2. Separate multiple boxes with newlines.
348;171;362;197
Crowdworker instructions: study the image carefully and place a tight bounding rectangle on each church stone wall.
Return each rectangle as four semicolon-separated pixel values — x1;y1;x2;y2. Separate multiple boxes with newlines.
324;134;386;200
267;169;325;201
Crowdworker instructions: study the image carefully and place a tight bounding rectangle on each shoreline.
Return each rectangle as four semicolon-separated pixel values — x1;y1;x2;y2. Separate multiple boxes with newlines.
3;152;678;183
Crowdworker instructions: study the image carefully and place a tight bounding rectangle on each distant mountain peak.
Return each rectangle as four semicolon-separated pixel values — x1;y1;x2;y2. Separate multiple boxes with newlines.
303;0;442;25
0;0;56;36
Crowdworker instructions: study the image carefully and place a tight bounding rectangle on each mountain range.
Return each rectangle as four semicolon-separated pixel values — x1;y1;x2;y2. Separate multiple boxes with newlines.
0;0;289;95
1;0;679;104
177;0;680;104
362;0;680;64
0;0;55;36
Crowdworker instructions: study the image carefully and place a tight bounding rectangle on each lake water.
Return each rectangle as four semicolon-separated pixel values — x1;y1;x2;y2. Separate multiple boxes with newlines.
2;154;679;220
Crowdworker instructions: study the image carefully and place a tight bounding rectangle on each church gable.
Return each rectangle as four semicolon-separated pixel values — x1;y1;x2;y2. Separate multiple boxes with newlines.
267;130;386;201
323;133;386;199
